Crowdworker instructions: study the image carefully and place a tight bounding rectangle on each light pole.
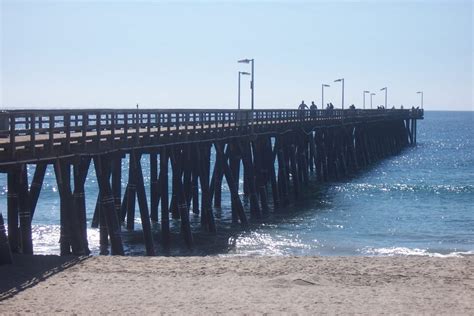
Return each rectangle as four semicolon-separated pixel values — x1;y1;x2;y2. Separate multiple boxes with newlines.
363;90;370;109
417;91;423;109
370;93;375;109
238;71;250;110
334;78;344;110
322;84;330;109
380;87;387;108
238;58;254;111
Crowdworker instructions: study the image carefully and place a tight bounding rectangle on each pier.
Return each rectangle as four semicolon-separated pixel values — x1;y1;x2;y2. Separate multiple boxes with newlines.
0;108;423;260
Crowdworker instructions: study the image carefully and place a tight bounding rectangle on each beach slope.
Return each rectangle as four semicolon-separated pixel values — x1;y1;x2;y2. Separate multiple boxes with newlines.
1;256;473;314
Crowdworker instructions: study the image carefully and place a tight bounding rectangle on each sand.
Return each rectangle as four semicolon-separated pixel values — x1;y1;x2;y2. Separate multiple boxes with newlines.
1;255;473;315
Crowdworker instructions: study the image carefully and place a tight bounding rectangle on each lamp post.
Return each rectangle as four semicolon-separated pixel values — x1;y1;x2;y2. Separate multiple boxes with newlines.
380;87;387;108
238;58;254;111
322;84;330;109
363;91;370;109
238;71;250;110
370;93;375;109
416;91;423;109
334;78;344;110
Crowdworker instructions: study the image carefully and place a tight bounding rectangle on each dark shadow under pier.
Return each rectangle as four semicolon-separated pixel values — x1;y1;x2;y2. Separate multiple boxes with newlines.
0;254;89;301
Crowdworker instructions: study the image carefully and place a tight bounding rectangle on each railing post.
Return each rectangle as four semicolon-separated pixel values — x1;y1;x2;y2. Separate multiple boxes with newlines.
155;112;160;139
96;111;101;146
30;113;36;157
147;112;151;136
124;112;129;139
82;112;88;150
49;114;54;153
65;113;71;153
9;114;16;160
135;111;140;145
111;112;115;148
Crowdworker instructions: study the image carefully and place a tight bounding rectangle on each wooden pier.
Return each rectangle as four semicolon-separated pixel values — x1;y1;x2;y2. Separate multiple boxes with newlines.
0;108;423;260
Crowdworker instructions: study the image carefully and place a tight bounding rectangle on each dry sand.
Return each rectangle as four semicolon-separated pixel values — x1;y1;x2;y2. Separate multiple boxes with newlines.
1;255;473;315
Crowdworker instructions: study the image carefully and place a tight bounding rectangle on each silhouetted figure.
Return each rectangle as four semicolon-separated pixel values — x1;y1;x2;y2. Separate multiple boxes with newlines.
349;104;356;110
298;100;308;120
310;101;317;117
298;100;308;110
401;105;404;109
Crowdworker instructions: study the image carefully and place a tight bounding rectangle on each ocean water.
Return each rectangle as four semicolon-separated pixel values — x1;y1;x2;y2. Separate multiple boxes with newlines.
0;111;473;257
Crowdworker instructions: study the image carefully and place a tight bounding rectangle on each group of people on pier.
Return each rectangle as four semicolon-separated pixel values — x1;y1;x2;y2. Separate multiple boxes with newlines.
298;100;420;115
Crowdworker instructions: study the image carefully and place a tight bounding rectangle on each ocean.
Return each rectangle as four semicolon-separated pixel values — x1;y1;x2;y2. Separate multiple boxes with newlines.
1;111;472;257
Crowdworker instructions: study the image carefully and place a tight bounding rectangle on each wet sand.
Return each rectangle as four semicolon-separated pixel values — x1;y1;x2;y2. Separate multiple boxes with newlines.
1;255;473;314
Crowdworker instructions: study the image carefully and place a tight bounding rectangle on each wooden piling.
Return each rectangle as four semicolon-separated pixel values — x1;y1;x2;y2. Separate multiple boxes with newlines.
197;143;216;232
215;142;248;228
112;155;122;220
53;160;72;255
126;154;137;230
0;212;13;265
228;142;241;222
73;157;91;255
93;155;125;255
7;170;19;253
288;142;299;198
255;138;269;214
240;140;261;218
171;147;193;248
131;151;155;255
18;164;33;254
268;137;280;208
213;145;223;208
276;136;290;205
160;147;170;248
150;152;160;222
28;163;47;221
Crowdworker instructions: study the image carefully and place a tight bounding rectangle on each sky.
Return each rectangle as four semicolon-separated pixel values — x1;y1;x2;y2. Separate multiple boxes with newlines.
1;0;472;111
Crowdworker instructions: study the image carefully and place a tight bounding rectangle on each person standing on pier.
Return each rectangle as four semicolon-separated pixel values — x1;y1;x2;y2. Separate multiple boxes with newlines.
310;101;318;117
298;100;308;120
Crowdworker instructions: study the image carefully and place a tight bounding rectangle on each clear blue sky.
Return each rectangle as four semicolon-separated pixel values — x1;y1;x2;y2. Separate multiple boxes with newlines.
1;0;472;110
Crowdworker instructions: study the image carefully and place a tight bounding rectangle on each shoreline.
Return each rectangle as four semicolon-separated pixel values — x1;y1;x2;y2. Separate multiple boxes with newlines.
1;255;473;314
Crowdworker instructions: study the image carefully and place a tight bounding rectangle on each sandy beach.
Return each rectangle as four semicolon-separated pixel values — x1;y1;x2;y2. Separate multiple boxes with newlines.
1;255;473;315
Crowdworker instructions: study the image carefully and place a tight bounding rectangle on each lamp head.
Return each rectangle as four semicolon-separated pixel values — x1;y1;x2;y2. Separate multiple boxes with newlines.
322;84;330;87
417;91;422;94
364;90;370;93
371;93;376;96
240;71;251;75
334;78;343;83
238;59;251;64
380;87;387;91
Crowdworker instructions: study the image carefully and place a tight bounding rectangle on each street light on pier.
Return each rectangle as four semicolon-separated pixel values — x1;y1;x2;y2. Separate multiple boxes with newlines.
238;71;250;110
322;84;330;109
334;78;344;110
238;58;255;111
363;91;370;109
370;93;376;109
380;87;387;108
416;91;423;109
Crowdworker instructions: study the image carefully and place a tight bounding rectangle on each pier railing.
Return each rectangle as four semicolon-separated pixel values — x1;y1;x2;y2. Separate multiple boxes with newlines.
0;108;423;165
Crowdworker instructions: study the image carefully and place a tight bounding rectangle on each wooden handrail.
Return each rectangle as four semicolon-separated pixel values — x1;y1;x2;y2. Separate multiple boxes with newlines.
0;108;424;165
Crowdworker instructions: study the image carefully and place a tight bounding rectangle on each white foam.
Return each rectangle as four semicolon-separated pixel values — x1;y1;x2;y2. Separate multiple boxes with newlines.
361;246;474;258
